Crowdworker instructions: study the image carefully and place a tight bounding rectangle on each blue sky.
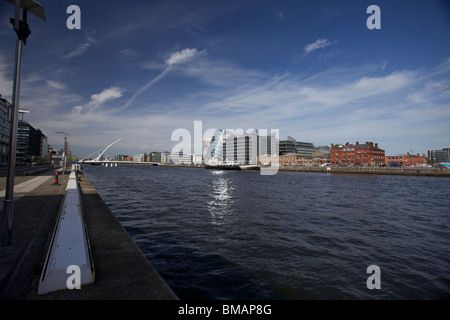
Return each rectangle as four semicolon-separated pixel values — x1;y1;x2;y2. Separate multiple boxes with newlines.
0;0;449;158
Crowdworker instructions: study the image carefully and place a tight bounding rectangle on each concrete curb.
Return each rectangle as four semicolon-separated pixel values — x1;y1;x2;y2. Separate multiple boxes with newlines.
37;170;95;295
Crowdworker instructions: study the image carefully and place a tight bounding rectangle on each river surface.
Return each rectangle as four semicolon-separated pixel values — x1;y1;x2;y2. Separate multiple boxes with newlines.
82;165;450;299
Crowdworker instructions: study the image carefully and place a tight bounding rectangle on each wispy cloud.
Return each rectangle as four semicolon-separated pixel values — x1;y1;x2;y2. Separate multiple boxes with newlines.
46;80;66;90
63;33;95;59
304;38;333;55
121;48;207;110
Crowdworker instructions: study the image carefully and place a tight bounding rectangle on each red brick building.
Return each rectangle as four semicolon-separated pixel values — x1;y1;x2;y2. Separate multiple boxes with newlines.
385;153;426;167
330;141;385;166
277;153;328;166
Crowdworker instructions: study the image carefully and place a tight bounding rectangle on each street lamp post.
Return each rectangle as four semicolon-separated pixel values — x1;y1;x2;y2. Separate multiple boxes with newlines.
57;132;70;173
1;0;46;247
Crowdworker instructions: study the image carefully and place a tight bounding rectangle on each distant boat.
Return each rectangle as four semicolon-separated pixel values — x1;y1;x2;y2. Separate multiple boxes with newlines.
204;159;241;170
239;165;260;171
205;164;241;170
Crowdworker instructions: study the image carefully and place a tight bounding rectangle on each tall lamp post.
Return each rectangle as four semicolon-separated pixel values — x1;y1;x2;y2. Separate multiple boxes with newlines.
1;0;46;247
57;132;70;173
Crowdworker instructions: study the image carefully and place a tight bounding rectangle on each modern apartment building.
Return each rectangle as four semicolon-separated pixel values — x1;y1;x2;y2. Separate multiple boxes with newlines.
204;129;278;166
428;148;450;164
222;129;258;165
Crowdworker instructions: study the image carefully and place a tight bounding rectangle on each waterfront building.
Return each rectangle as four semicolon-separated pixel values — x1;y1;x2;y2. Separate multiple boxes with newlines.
428;148;450;164
150;152;162;163
17;120;48;162
168;153;201;165
279;137;297;155
114;154;129;161
133;154;145;162
204;129;278;166
279;136;314;158
257;133;278;157
296;141;315;158
312;145;330;162
205;129;256;165
385;153;426;167
279;153;328;166
330;141;385;166
0;95;11;163
161;152;170;164
223;129;257;165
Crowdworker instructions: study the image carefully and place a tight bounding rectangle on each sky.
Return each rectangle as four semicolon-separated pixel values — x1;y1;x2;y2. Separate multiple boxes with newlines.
0;0;449;158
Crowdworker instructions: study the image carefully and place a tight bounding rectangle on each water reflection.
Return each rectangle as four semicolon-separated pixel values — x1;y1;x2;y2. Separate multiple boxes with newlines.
207;172;235;225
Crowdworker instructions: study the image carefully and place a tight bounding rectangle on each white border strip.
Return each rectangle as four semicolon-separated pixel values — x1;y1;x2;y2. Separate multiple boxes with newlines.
38;170;95;295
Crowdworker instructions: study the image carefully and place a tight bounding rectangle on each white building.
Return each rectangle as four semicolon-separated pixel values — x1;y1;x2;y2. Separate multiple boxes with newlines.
204;129;277;166
133;154;145;162
168;153;203;165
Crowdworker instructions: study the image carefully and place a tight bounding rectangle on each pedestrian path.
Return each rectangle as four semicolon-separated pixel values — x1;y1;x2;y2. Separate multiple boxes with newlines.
0;174;54;200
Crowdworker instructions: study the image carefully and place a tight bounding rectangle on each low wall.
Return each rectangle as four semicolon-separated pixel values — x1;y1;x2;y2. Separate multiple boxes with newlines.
37;170;94;295
279;166;450;177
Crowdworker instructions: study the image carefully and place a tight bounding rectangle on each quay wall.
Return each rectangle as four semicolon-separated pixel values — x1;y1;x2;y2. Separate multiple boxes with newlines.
279;166;450;177
103;162;450;177
28;170;178;299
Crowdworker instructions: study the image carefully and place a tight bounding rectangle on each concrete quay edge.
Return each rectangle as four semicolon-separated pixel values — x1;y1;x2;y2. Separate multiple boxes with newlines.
278;166;450;176
28;171;178;300
0;169;178;300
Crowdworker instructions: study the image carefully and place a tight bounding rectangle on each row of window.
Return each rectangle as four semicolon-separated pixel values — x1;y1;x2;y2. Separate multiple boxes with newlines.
332;150;384;154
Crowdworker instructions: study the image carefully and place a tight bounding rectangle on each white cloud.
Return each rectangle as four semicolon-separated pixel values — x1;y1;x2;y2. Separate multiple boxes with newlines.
304;38;333;54
91;87;123;104
165;48;207;66
71;86;124;114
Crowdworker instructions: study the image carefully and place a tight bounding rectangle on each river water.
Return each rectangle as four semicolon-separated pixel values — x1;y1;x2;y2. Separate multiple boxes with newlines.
82;165;450;299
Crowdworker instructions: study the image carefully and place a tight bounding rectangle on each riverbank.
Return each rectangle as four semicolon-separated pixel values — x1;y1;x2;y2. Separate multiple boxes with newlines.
279;166;450;176
95;162;450;177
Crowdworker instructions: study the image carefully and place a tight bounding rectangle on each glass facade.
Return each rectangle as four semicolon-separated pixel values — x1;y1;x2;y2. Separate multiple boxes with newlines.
428;149;450;164
0;96;11;163
17;120;47;162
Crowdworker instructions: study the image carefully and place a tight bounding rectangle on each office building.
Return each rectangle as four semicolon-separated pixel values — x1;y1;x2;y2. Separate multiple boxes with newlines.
17;120;48;162
0;95;11;163
428;148;450;164
279;136;314;158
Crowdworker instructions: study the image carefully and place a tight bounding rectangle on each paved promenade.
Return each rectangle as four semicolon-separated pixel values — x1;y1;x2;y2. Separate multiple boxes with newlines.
0;168;178;300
